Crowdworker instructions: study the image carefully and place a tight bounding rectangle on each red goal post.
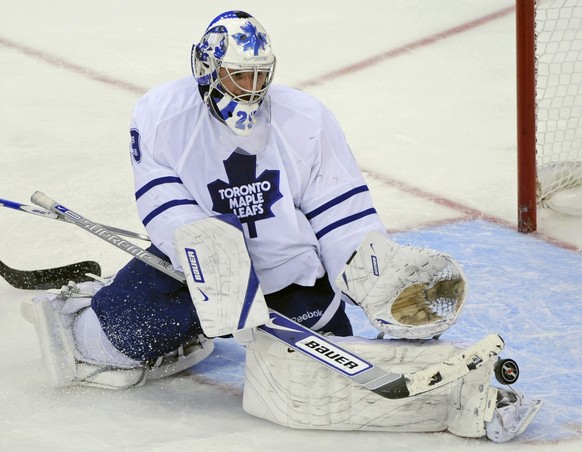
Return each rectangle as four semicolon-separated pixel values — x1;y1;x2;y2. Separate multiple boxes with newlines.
516;0;582;232
516;0;537;232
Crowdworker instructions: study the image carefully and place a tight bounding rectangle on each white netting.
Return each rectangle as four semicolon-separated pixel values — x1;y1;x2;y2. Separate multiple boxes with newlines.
535;0;582;204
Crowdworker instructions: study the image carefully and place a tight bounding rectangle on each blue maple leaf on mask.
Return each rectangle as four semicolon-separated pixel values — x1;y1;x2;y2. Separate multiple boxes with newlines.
232;22;268;56
214;36;226;59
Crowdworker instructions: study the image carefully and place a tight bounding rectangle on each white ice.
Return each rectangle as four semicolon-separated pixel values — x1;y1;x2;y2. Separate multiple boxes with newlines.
1;1;581;451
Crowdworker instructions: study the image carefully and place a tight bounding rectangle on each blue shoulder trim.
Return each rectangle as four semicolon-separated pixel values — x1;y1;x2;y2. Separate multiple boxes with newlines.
136;176;184;200
315;208;377;239
142;199;198;226
305;185;369;220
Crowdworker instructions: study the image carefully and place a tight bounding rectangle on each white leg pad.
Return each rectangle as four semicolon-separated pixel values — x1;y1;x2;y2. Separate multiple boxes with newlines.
21;293;80;387
21;284;147;389
22;281;214;389
243;333;498;437
74;308;143;368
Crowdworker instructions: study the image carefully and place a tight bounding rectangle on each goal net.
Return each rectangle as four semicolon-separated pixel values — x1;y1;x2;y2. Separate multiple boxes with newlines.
517;0;582;231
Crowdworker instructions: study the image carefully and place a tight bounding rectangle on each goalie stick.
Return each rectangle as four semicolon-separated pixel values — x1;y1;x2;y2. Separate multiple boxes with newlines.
0;259;101;290
0;197;150;242
30;191;505;399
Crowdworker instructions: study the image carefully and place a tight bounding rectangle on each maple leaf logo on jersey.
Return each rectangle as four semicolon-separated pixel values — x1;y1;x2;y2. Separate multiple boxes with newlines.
207;151;282;238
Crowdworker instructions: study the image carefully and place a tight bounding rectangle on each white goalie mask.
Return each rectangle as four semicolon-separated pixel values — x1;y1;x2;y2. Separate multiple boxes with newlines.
192;11;276;136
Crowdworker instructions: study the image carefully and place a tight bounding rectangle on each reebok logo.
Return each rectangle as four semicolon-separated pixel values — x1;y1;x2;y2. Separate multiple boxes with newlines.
185;248;205;283
291;309;323;323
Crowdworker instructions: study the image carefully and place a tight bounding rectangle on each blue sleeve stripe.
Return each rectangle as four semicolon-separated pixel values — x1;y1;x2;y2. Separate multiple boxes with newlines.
142;199;198;226
305;185;370;220
315;208;378;239
135;176;184;200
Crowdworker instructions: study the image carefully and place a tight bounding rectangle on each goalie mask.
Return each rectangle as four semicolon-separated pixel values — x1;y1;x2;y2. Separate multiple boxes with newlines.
192;11;276;136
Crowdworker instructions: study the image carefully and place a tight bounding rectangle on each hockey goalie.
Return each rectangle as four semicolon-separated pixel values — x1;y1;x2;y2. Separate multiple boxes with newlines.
22;219;541;444
21;9;540;444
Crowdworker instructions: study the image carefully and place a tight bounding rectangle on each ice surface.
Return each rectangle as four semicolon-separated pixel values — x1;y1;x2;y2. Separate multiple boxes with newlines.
1;1;580;450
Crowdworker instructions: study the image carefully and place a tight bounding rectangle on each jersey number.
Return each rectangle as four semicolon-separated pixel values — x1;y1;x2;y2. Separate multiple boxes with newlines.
236;111;249;131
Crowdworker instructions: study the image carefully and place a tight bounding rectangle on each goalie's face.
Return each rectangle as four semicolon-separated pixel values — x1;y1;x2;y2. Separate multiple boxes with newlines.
218;66;269;103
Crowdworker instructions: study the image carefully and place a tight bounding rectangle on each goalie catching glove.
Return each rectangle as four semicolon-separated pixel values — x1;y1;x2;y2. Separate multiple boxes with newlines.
336;231;467;339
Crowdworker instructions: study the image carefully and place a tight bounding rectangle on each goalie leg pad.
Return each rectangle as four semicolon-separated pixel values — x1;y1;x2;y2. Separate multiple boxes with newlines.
22;281;148;389
72;317;214;389
21;290;82;387
243;333;497;437
23;281;214;389
74;307;143;369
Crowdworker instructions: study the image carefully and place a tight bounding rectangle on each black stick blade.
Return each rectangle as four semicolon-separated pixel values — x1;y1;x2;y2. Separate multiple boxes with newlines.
0;260;101;290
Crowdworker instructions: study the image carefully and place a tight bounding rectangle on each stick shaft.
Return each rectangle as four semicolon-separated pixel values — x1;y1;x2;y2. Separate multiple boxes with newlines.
31;192;180;281
1;197;150;242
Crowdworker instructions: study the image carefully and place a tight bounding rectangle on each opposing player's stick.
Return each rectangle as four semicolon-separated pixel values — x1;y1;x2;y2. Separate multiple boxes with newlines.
0;259;101;290
30;191;504;399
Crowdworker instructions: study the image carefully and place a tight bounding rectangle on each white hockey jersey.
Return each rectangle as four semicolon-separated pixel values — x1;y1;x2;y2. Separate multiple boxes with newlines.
130;77;386;294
